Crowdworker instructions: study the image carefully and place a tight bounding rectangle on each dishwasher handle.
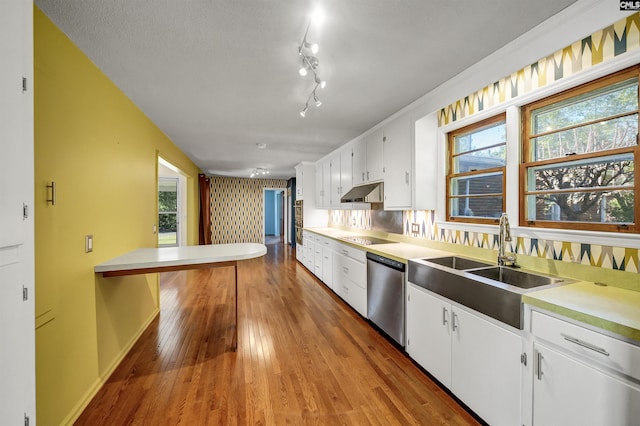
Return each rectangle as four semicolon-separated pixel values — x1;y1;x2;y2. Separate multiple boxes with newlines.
366;252;405;272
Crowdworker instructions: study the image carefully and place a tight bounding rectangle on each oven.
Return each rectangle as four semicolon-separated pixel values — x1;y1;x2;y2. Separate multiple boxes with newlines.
294;199;303;245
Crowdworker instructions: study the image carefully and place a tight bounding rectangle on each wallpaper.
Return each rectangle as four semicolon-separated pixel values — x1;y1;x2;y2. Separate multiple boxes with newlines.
404;210;639;273
432;13;640;271
209;176;287;244
439;13;640;126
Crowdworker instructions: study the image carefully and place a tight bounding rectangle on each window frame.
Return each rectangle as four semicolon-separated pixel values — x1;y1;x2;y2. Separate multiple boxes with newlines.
520;65;640;233
446;113;507;225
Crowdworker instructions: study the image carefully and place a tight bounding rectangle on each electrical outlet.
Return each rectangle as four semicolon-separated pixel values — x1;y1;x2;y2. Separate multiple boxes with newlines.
85;235;93;253
411;223;420;235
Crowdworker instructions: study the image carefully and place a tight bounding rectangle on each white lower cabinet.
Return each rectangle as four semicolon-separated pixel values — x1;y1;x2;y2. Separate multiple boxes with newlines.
529;310;640;426
302;231;314;272
321;240;334;289
406;283;521;426
333;242;367;317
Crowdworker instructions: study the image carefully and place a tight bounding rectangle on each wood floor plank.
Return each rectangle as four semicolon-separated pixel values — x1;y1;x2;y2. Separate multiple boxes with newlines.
75;243;481;425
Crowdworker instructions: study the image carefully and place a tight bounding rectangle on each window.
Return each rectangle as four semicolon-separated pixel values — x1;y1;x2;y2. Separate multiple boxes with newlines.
159;177;179;247
447;114;507;224
521;66;639;233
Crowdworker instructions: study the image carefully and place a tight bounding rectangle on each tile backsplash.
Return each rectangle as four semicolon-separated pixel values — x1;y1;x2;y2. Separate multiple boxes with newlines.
331;209;639;273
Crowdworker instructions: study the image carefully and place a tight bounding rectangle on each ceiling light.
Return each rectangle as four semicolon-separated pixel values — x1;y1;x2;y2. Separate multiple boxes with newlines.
297;11;327;117
311;7;325;26
250;167;269;178
315;77;326;89
256;143;267;149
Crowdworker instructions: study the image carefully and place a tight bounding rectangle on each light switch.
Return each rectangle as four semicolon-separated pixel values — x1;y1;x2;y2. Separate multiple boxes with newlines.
411;223;420;235
85;235;93;253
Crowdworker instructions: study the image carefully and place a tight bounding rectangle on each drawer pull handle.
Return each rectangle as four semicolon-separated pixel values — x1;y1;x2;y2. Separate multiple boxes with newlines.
442;307;449;326
561;334;610;356
535;349;544;381
343;266;349;274
452;312;459;331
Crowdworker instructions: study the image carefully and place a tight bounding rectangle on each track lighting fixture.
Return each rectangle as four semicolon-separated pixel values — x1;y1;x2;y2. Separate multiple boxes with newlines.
297;11;326;117
250;167;269;178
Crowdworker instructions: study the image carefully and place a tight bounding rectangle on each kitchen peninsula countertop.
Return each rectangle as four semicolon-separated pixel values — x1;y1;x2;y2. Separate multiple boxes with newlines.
303;227;640;343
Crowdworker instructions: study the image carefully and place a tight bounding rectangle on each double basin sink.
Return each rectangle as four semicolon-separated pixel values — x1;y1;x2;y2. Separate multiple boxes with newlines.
408;256;572;329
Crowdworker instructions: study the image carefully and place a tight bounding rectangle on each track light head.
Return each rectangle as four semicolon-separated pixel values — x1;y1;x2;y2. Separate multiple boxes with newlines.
313;92;322;107
300;105;308;117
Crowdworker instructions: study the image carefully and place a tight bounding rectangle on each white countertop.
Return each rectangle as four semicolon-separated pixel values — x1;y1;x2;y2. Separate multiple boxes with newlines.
95;243;267;274
304;227;450;263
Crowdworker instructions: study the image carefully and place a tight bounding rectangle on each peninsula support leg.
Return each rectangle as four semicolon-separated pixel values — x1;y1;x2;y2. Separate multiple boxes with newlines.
233;261;238;352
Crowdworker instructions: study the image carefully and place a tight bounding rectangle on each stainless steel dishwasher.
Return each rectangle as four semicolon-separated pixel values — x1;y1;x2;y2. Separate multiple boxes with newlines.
366;252;406;346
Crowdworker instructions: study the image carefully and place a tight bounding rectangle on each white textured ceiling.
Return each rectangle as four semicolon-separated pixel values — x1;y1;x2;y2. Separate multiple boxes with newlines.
35;0;577;179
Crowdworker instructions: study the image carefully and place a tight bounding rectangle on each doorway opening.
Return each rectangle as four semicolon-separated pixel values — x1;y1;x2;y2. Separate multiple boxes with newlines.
158;157;187;247
263;189;285;246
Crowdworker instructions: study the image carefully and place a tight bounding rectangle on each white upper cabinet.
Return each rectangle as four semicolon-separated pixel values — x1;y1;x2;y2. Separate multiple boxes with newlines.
315;161;324;208
412;112;438;211
295;163;304;199
383;114;412;210
352;138;367;186
329;152;341;208
366;128;384;182
322;158;331;208
352;129;383;186
340;146;353;197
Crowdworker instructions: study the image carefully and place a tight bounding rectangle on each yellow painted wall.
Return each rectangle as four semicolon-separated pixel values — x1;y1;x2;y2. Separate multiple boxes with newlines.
34;8;201;425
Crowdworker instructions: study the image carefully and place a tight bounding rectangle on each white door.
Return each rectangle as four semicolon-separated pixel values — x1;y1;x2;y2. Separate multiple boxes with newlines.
406;285;452;387
0;0;35;423
533;342;640;426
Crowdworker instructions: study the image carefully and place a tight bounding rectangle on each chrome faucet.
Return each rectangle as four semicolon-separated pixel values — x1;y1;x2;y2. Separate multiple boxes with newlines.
498;213;517;267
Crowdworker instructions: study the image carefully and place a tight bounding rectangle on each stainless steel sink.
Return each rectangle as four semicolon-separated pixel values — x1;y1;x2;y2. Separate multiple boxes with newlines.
424;256;492;270
408;258;573;329
469;266;567;289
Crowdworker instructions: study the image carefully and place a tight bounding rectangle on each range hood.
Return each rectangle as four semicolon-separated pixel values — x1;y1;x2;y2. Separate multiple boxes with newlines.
340;182;383;203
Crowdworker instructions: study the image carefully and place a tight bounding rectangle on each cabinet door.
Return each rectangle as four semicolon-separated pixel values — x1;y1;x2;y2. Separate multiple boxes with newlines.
322;247;333;289
352;139;366;186
406;285;452;387
366;128;384;182
295;166;304;198
329;152;341;208
533;342;640;426
383;115;412;210
340;147;353;196
322;159;331;209
451;307;521;426
315;162;324;208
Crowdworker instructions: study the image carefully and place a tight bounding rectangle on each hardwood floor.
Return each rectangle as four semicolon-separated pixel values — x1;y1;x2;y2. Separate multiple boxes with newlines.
76;243;480;425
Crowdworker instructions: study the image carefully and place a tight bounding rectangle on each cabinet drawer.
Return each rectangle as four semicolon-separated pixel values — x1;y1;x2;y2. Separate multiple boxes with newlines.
335;243;366;263
532;311;640;381
337;255;366;289
339;278;367;317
